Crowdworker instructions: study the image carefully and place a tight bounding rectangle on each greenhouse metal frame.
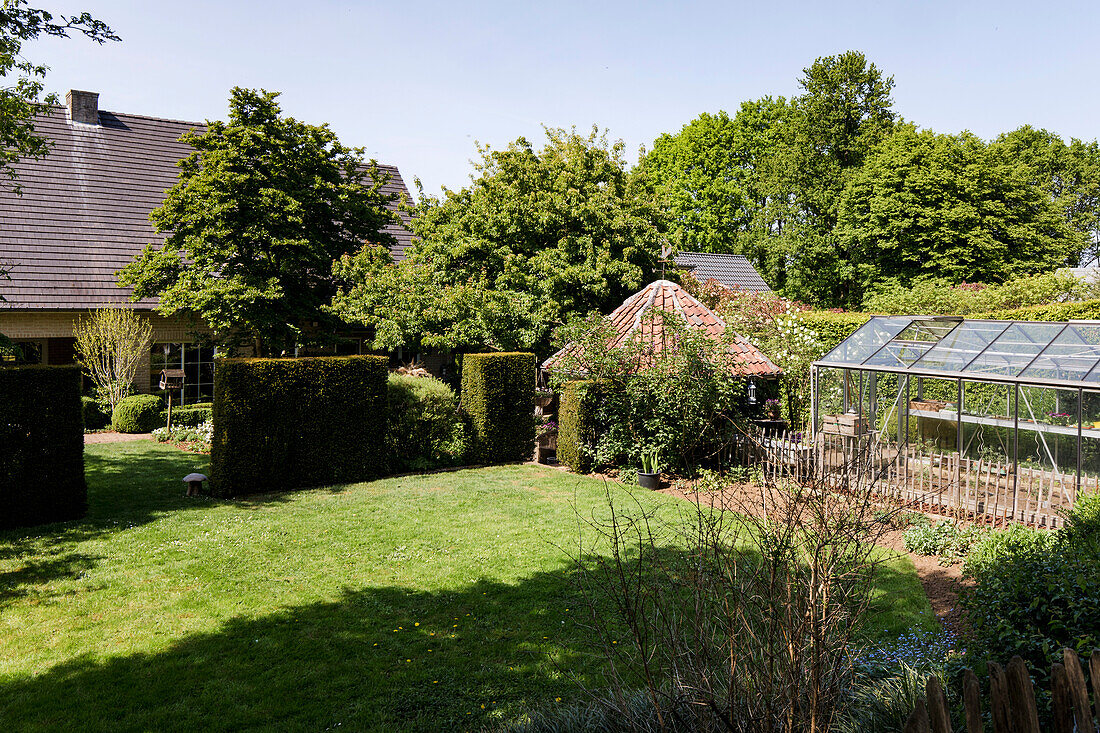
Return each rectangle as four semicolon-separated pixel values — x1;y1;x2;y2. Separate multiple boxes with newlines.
810;316;1100;526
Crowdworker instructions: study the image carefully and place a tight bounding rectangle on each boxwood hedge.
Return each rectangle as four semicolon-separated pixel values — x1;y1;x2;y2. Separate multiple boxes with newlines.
211;356;388;497
460;352;535;464
112;394;164;433
558;380;601;473
0;365;86;529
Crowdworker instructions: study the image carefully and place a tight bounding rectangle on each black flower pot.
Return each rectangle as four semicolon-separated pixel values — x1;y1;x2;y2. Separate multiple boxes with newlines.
637;471;661;490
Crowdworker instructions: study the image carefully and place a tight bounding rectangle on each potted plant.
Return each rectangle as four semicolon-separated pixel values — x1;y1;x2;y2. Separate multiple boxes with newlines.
637;448;662;490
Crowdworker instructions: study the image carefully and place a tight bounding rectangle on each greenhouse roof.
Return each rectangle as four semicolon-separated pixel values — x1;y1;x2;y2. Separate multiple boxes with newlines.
814;316;1100;389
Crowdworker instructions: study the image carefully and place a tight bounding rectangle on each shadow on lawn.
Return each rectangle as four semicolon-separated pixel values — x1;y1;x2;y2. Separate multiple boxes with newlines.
0;570;602;732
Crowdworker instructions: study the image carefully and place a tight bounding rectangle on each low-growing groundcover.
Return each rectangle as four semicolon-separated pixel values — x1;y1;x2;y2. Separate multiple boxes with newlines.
0;442;930;731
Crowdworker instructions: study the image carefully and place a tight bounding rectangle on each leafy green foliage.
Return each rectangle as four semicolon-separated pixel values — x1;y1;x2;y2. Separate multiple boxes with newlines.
383;127;662;354
111;394;164;433
459;352;536;464
975;297;1100;322
162;403;213;429
863;271;1098;315
902;521;987;562
386;374;468;472
556;380;599;473
960;504;1100;677
549;314;757;471
80;395;109;430
0;2;118;193
329;245;538;352
118;88;398;355
799;310;872;354
211;356;389;496
832;125;1084;307
0;364;86;528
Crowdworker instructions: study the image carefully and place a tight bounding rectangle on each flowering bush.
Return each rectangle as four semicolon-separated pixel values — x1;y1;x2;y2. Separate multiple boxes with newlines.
153;419;213;451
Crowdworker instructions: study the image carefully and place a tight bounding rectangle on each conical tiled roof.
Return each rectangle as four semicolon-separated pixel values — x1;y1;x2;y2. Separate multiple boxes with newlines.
542;280;781;377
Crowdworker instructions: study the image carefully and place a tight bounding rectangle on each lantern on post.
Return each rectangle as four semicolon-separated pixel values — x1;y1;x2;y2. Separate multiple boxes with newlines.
159;368;186;430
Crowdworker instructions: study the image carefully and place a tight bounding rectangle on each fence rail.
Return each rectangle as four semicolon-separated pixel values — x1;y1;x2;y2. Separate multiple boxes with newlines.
726;426;1096;528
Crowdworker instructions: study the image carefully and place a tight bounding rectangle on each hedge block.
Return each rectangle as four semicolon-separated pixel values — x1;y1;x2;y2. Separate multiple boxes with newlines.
162;403;212;428
460;352;535;464
0;365;86;529
558;381;594;473
112;394;164;433
211;356;388;497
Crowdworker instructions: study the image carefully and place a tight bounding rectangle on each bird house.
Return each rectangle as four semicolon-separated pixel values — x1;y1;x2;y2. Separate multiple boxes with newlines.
159;369;185;391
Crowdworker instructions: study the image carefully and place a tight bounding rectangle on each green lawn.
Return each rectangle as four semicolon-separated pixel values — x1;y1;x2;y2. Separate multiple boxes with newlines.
0;442;934;731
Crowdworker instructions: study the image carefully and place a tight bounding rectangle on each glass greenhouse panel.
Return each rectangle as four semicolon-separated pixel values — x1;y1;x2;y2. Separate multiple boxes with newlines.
1081;390;1100;478
818;317;912;365
910;321;1009;374
1018;324;1100;384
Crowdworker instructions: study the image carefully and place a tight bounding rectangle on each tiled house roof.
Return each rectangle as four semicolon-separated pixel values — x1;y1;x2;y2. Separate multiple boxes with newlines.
674;251;771;292
542;279;781;377
0;101;414;310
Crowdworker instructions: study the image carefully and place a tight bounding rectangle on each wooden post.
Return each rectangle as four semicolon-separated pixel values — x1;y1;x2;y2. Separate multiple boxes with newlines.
1050;663;1074;733
1006;655;1041;733
926;674;953;733
988;662;1011;733
962;668;983;733
1091;648;1100;726
905;698;932;733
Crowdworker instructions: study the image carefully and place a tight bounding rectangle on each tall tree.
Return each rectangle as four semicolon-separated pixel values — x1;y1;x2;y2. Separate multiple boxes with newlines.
638;98;797;286
832;125;1082;306
118;88;397;355
334;127;663;355
991;126;1100;264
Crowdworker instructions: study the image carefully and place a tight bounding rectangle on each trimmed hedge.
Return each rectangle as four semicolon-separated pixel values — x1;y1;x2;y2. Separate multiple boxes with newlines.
387;374;468;472
211;356;388;497
973;297;1100;322
112;394;164;433
0;365;87;529
460;352;535;464
162;403;212;428
558;380;601;473
800;310;872;355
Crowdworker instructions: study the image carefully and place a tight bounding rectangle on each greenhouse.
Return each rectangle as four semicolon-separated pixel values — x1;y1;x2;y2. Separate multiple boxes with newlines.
810;316;1100;527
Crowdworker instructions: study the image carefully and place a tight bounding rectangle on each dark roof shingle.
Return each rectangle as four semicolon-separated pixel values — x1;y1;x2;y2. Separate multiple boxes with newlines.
0;105;414;309
674;251;771;292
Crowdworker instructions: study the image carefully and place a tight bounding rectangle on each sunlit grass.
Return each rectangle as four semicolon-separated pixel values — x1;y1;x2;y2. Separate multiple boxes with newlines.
0;442;931;731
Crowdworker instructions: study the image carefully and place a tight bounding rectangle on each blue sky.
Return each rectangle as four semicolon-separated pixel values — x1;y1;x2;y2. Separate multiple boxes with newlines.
30;0;1100;197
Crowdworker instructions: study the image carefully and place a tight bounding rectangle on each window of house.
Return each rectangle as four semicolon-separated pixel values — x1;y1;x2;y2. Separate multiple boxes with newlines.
1;340;43;365
150;343;215;403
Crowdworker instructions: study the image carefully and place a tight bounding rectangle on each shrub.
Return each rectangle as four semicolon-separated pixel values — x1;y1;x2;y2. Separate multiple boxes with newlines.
386;374;467;472
557;380;600;473
960;506;1100;678
862;271;1094;316
81;396;109;430
211;356;388;497
903;521;988;561
0;365;86;529
111;394;164;433
162;403;213;428
800;310;872;355
460;352;535;464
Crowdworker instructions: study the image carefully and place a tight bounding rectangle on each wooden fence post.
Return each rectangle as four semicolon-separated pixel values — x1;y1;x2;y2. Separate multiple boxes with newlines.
1006;656;1041;733
988;662;1011;733
905;697;932;733
1051;662;1074;733
926;674;953;733
962;668;983;733
1062;649;1092;733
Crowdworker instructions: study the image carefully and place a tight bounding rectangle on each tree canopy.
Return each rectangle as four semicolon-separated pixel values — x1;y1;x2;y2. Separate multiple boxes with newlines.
832;125;1083;306
331;127;664;355
118;88;397;355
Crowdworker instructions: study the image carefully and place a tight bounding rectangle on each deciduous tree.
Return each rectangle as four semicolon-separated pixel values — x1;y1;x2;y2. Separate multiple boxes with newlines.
118;88;397;355
73;308;152;412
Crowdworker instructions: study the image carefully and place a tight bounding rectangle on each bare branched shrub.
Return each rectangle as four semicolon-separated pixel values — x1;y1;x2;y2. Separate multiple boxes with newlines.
73;308;153;411
570;432;896;733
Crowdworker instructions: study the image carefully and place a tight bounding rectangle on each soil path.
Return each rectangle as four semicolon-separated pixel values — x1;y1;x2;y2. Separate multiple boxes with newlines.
85;431;153;444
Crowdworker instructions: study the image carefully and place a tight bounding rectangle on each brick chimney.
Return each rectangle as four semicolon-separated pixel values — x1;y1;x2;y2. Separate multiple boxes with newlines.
65;90;99;125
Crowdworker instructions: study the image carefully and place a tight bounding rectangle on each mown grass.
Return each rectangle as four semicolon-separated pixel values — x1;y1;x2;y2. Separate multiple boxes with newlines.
0;442;933;731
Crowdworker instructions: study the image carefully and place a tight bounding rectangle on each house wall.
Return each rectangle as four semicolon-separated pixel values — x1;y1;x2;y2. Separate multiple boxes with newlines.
0;310;210;394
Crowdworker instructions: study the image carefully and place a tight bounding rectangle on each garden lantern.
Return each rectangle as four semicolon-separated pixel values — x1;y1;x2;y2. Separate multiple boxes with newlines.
747;380;757;404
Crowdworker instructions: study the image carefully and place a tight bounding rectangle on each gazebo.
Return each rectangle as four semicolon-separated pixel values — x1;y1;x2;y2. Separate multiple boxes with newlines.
542;279;782;385
812;316;1100;527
